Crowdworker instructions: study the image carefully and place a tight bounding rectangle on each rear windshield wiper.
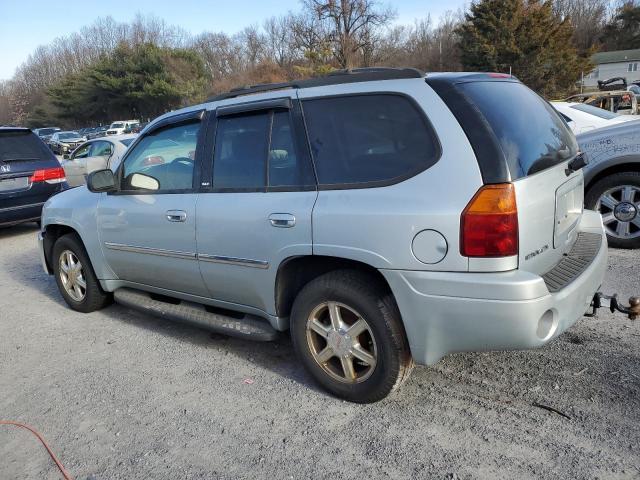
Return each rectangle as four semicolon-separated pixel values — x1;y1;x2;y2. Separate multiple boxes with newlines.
565;152;587;176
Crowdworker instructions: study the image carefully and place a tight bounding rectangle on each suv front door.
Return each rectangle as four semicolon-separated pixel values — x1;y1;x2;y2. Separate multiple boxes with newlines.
96;111;209;296
196;96;317;316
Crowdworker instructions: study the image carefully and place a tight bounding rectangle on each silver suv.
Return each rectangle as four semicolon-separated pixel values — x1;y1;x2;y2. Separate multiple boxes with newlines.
38;68;607;403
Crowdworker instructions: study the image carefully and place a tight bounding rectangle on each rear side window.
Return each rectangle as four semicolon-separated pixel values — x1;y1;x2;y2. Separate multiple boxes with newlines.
302;94;440;187
458;82;578;179
213;110;314;190
0;131;51;162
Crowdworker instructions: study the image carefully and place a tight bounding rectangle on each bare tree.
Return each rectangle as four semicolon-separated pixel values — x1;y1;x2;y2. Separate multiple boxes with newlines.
303;0;395;68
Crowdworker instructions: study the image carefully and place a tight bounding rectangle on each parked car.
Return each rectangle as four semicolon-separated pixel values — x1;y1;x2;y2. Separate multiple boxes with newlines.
107;120;139;136
33;127;61;143
0;127;67;227
78;127;96;137
88;126;109;139
552;101;638;133
61;134;137;187
125;122;148;134
577;121;640;249
38;69;607;403
566;90;639;115
48;131;87;155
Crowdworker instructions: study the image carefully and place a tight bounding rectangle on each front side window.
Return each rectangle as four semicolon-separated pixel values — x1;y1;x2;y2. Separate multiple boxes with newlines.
122;121;200;192
72;143;91;159
302;94;440;187
90;141;113;157
212;109;313;190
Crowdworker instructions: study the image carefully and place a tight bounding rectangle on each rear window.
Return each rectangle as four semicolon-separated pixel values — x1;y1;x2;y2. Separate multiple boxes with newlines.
0;131;51;162
302;94;440;187
459;81;578;179
570;103;619;120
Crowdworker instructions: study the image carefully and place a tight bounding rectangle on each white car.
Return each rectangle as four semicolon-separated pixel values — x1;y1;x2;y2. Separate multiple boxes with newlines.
106;120;139;136
61;134;138;186
552;101;638;133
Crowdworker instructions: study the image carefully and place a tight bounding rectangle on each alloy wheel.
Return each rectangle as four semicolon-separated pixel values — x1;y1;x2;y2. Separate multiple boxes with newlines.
59;250;87;302
306;301;377;384
597;185;640;240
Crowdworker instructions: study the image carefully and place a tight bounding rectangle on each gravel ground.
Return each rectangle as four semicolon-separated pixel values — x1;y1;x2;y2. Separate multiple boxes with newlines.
1;223;639;480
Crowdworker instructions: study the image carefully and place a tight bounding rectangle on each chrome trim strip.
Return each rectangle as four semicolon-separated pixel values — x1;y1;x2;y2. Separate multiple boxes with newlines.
197;253;269;269
0;202;45;213
103;242;197;260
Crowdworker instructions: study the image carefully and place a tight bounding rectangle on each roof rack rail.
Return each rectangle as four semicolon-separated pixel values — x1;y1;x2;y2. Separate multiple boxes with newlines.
206;67;424;102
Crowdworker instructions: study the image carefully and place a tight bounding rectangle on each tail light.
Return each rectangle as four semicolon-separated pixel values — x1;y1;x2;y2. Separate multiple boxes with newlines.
30;167;66;184
461;183;518;257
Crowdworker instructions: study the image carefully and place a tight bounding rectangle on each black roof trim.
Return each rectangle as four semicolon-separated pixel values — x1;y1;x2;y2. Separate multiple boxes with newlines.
0;127;31;133
206;67;424;102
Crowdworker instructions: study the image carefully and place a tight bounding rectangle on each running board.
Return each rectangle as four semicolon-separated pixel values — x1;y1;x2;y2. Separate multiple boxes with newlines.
113;288;279;341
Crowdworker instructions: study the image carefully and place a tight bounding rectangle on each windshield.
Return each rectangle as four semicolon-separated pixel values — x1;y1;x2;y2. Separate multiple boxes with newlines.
111;123;124;129
570;103;619;120
459;81;578;179
59;132;80;139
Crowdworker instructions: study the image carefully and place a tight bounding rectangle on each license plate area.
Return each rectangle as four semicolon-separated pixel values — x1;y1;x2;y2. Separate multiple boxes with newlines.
554;175;584;248
0;176;30;192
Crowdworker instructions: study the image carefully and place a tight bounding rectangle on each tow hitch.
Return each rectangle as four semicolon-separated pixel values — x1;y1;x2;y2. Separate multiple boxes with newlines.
587;292;640;320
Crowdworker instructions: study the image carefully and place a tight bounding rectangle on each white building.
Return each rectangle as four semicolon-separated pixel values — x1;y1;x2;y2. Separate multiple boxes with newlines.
583;48;640;88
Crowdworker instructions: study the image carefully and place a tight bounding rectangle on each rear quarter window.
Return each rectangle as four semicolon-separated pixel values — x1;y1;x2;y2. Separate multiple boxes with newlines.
302;94;440;187
458;81;578;179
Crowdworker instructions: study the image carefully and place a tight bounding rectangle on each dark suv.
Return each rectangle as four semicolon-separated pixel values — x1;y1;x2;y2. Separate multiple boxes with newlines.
0;128;67;227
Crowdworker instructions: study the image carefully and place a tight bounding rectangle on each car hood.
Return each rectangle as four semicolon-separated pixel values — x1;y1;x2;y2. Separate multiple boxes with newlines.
59;137;84;143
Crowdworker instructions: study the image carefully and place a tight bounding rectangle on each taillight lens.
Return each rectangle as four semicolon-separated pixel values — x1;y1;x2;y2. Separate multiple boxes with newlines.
30;167;66;184
461;183;518;257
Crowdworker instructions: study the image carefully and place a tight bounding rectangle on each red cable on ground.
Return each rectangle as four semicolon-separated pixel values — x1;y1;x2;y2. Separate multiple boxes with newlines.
0;420;74;480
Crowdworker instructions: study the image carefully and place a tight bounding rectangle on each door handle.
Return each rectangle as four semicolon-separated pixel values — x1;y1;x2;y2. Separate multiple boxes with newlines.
269;213;295;228
166;210;187;222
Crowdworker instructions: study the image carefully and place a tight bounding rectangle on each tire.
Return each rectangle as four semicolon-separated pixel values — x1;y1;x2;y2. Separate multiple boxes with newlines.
290;270;413;403
585;171;640;249
52;233;112;312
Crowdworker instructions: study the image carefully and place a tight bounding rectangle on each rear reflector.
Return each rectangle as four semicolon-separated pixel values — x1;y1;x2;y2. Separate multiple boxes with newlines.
461;183;518;257
30;167;66;184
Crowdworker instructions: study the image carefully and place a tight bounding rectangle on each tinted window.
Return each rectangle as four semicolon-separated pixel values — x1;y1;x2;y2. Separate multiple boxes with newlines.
302;94;439;186
122;121;200;192
213;109;313;189
459;81;578;179
0;131;51;162
570;103;619;120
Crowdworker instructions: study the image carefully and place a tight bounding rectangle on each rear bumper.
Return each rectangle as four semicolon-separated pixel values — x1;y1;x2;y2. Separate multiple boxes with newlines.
382;210;607;365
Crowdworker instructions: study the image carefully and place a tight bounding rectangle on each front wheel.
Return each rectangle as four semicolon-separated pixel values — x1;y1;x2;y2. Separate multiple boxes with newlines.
585;171;640;249
290;270;413;403
52;233;112;312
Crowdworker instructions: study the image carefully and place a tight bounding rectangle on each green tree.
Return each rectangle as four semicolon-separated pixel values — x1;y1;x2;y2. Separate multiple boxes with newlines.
601;2;640;51
457;0;591;97
48;43;207;126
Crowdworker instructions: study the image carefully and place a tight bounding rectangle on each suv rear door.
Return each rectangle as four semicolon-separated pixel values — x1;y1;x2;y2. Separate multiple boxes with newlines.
195;95;317;316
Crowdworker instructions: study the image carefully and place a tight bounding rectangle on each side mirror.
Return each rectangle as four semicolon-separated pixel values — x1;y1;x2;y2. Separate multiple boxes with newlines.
87;169;117;193
62;154;70;160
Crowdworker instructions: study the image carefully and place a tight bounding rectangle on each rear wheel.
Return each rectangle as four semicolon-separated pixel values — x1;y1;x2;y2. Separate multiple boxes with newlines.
290;270;413;403
52;233;112;312
585;172;640;249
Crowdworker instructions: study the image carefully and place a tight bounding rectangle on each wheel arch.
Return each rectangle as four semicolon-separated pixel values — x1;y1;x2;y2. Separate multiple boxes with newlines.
274;255;395;319
585;156;640;198
42;224;81;273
